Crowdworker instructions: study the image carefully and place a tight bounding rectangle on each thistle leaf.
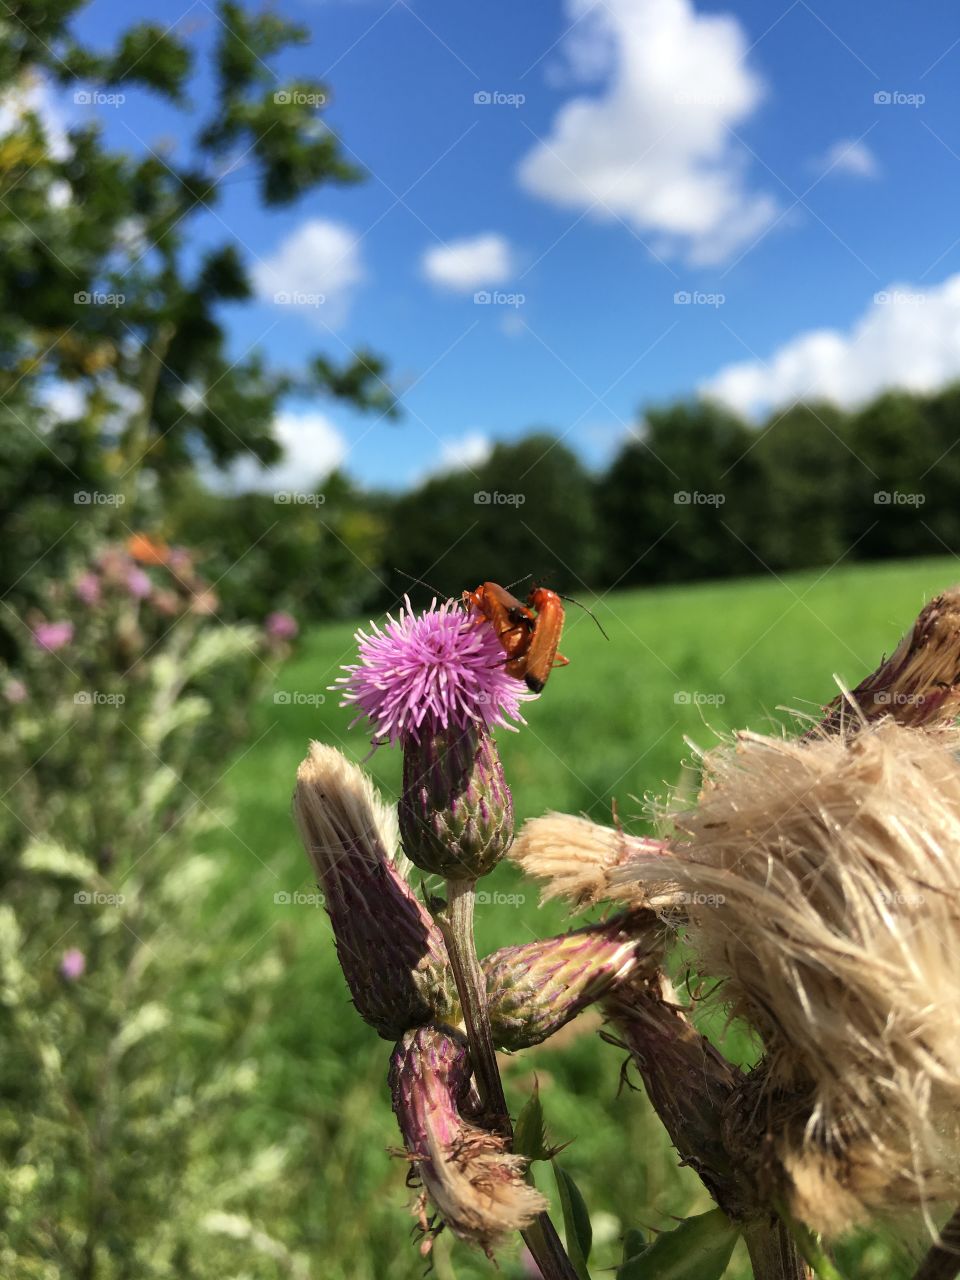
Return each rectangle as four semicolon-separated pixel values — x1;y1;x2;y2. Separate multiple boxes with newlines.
553;1162;592;1279
618;1208;739;1279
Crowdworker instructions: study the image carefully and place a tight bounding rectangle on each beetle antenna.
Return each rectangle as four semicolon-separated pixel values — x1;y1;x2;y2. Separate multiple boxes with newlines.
392;568;449;600
557;593;610;641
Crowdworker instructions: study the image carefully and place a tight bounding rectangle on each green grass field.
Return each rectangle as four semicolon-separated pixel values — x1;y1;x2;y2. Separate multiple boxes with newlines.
204;557;960;1280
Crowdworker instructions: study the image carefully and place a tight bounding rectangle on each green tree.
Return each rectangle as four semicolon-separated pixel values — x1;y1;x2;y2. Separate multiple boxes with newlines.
0;0;393;624
382;433;601;604
596;400;761;587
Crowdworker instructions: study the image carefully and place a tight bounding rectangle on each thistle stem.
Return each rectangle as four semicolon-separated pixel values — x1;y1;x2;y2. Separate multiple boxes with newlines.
778;1212;848;1280
911;1205;960;1280
442;876;579;1280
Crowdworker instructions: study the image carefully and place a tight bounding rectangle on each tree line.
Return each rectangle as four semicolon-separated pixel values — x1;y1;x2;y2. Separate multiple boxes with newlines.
154;385;960;623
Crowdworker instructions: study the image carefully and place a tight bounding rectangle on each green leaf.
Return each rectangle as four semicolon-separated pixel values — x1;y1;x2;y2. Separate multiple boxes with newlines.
513;1081;549;1162
553;1163;592;1279
619;1209;739;1280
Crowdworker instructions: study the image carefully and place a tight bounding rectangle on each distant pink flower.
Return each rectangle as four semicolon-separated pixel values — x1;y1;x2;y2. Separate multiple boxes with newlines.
152;588;181;617
166;546;194;576
334;596;533;745
265;610;298;642
126;567;152;599
189;588;218;616
32;621;74;652
3;677;27;704
60;948;86;981
75;572;101;606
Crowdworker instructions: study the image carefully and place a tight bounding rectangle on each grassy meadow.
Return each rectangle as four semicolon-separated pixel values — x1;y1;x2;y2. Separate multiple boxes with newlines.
201;557;960;1280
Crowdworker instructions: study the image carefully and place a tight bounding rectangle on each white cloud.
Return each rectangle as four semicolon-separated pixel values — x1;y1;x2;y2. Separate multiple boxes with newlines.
517;0;777;265
421;234;515;292
819;137;878;179
209;411;348;493
0;77;71;161
702;274;960;418
428;431;493;476
252;219;364;325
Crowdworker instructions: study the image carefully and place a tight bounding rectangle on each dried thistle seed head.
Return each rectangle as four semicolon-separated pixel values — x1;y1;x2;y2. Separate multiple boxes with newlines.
389;1024;547;1256
484;912;662;1051
294;742;453;1039
819;586;960;734
613;720;960;1231
399;724;514;880
510;811;674;909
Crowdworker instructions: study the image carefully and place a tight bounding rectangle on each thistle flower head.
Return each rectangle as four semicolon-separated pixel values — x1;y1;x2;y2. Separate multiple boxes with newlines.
399;723;515;879
293;742;453;1038
334;596;533;746
819;585;960;733
610;720;960;1234
32;620;74;652
389;1024;547;1256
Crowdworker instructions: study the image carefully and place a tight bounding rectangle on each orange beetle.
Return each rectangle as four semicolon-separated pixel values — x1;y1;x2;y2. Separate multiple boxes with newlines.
464;581;569;693
519;586;569;692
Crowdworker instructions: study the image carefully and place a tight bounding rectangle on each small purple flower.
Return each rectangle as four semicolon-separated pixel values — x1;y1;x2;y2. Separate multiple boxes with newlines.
60;948;86;981
3;677;27;704
75;572;101;606
334;596;534;745
265;610;298;642
32;621;74;652
126;567;152;599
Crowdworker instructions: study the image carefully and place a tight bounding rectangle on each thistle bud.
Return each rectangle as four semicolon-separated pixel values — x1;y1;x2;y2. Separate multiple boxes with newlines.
399;724;514;880
389;1024;547;1256
484;913;662;1050
511;812;673;909
294;742;453;1039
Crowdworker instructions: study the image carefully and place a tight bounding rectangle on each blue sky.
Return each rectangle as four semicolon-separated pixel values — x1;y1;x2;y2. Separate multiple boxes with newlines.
57;0;960;489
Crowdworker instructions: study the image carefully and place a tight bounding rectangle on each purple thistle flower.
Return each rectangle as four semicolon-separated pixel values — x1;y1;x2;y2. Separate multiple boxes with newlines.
334;596;534;746
32;621;74;652
265;610;298;642
74;572;101;606
3;677;27;704
126;567;152;599
60;948;86;980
